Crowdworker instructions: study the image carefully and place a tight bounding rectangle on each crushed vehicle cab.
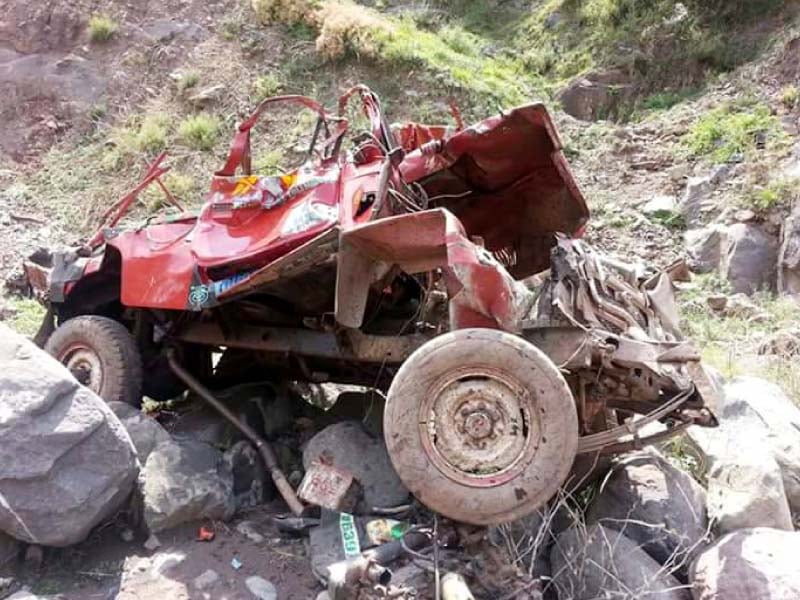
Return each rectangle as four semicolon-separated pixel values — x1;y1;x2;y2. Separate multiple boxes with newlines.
24;85;719;525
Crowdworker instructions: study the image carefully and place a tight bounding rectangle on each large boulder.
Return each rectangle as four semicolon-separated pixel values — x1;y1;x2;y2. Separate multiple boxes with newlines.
719;223;778;294
557;70;634;121
586;451;707;578
108;401;171;464
691;528;800;600
722;378;800;515
550;524;689;600
141;439;235;532
778;201;800;295
0;325;139;547
685;225;726;273
303;421;408;508
707;446;793;534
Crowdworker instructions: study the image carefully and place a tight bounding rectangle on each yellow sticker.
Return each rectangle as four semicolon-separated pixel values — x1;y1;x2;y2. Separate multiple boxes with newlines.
280;172;298;190
232;175;259;196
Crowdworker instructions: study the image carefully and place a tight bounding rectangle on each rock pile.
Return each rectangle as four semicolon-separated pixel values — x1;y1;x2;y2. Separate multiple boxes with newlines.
536;374;800;600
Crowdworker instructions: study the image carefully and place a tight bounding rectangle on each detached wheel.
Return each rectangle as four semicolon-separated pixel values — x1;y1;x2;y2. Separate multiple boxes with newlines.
45;315;143;406
384;328;578;525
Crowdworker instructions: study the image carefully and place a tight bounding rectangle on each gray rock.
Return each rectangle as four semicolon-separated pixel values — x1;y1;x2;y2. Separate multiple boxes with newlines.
142;439;235;532
691;528;800;600
189;84;226;107
557;70;634;121
721;377;800;515
778;203;800;295
303;421;408;508
586;451;707;578
0;326;139;547
685;225;726;273
245;576;277;600
193;569;220;590
643;195;678;217
680;176;714;227
117;553;187;599
719;223;778;294
550;524;690;600
141;19;207;43
707;448;793;534
108;401;171;463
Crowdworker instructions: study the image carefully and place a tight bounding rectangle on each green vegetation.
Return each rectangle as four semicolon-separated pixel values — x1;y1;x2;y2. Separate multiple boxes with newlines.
680;276;800;404
252;73;283;102
142;172;196;212
640;89;700;111
177;71;200;92
7;298;46;338
88;14;118;42
745;178;800;211
685;101;784;162
178;114;220;151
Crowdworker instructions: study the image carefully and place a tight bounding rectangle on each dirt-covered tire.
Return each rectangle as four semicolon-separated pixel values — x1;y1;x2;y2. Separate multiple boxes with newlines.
44;315;143;406
384;328;578;525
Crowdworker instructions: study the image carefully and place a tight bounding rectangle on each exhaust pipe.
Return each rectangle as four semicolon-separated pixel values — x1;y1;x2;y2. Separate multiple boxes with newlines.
167;349;304;515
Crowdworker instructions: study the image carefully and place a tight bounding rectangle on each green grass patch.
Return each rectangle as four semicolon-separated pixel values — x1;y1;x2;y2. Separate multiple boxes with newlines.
685;102;785;162
88;14;118;42
178;114;221;151
6;298;46;338
371;18;534;107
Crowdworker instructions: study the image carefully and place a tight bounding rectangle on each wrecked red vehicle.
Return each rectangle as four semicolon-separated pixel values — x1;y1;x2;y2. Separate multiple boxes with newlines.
25;86;718;525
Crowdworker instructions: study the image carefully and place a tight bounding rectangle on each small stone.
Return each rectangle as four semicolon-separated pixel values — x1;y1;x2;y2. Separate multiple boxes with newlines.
668;163;690;182
706;295;728;311
245;576;277;600
120;528;135;543
193;569;220;590
641;194;677;217
144;534;161;551
188;84;226;107
236;521;265;544
734;209;756;222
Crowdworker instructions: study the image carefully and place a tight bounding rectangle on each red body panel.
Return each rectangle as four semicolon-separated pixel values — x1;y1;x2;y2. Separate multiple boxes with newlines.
90;93;587;316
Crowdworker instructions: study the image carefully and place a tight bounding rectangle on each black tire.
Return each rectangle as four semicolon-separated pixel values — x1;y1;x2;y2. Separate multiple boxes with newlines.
384;328;578;525
44;315;143;406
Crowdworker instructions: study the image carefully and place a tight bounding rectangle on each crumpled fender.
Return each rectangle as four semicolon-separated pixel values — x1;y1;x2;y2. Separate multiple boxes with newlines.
335;207;530;331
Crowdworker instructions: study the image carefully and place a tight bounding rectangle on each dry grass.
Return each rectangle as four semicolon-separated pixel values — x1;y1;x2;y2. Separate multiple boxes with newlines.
314;1;391;60
251;0;318;25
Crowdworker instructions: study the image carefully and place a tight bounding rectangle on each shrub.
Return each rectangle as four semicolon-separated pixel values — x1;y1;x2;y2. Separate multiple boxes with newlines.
251;0;318;25
88;14;118;42
177;72;200;92
685;102;783;162
746;179;800;212
314;1;389;59
780;85;799;109
178;114;221;151
252;73;283;102
135;115;169;153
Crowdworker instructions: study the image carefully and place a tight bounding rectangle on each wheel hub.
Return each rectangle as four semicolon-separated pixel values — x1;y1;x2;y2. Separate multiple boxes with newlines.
61;344;103;394
419;366;542;488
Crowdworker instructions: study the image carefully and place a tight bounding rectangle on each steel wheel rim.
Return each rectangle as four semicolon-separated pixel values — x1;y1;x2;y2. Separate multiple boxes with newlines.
418;366;541;488
61;343;103;394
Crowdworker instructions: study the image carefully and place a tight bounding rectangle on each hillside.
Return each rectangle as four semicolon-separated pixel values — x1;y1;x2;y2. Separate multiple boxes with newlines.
2;0;800;399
